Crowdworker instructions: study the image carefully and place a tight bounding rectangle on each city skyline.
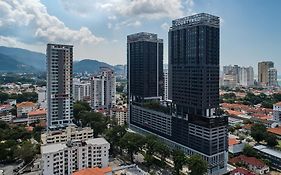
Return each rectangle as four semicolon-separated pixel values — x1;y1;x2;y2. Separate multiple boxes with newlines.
0;0;281;72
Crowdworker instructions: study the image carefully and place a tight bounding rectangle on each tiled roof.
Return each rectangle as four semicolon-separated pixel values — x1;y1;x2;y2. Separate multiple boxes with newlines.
16;102;35;108
274;102;281;107
268;127;281;136
73;167;112;175
229;138;239;146
230;167;255;175
28;108;46;116
229;155;267;168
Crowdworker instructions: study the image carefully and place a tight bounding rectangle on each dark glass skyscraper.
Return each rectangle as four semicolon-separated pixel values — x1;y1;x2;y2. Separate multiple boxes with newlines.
127;32;164;102
169;13;220;117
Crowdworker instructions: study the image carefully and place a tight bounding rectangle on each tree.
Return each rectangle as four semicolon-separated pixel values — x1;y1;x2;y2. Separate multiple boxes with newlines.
250;124;267;143
172;149;187;175
80;112;108;137
265;133;278;147
73;101;91;120
15;141;37;164
187;154;208;175
119;132;145;163
0;92;9;103
243;144;257;157
105;125;127;156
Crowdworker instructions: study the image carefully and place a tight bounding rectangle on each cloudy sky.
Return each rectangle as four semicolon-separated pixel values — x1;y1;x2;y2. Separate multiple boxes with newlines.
0;0;280;72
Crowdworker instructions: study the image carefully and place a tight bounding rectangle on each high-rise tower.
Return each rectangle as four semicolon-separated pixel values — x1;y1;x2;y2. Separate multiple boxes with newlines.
47;44;73;128
258;61;274;85
127;32;164;102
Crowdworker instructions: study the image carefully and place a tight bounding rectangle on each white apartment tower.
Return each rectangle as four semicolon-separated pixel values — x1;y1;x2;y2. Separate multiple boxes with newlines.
47;44;73;127
73;78;91;102
91;68;116;110
268;68;278;87
273;102;281;123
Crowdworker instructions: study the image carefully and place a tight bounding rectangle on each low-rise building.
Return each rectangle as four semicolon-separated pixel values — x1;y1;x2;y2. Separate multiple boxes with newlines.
228;137;245;155
254;145;281;171
229;155;269;175
267;127;281;139
0;114;15;122
16;102;36;117
230;167;255;175
73;167;112;175
28;108;46;124
41;138;110;175
110;107;128;125
41;125;94;145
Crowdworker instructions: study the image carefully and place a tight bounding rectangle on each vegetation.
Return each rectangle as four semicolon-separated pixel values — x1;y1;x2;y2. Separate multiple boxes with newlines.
73;101;91;120
250;123;267;143
265;134;278;147
188;154;208;175
243;144;258;157
0;121;39;164
172;149;187;175
0;91;38;103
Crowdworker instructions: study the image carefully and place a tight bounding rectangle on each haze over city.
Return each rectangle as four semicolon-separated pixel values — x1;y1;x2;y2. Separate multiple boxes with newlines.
0;0;281;72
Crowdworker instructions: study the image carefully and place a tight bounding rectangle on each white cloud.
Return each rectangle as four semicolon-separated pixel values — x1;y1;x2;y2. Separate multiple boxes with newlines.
0;36;19;47
0;0;104;45
161;22;170;31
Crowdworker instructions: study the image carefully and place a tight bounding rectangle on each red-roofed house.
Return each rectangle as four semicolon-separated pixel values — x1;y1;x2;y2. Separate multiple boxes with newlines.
229;155;269;175
231;167;255;175
27;108;46;124
228;138;245;155
73;167;112;175
268;127;281;139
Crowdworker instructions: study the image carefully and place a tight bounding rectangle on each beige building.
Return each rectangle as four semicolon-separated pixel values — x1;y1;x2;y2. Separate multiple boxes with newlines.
258;61;274;85
41;125;93;144
110;108;128;125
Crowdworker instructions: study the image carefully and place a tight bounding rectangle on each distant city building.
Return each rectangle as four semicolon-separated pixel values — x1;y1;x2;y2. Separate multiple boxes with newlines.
127;32;164;102
268;68;278;87
73;78;91;102
41;138;110;175
41;125;93;145
273;102;281;123
27;108;46;124
258;61;274;85
222;65;254;87
128;14;228;175
163;69;168;100
90;68;116;110
47;44;74;127
110;107;128;125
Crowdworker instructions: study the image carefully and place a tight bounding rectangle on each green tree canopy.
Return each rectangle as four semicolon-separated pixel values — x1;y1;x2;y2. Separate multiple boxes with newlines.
188;154;208;175
250;123;267;143
265;133;278;147
172;149;187;175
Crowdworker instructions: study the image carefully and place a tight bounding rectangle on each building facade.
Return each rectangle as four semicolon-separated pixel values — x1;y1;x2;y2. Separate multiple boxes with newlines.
268;68;278;87
73;78;91;102
127;32;164;102
41;125;94;145
47;44;74;127
110;108;128;125
90;68;116;110
273;102;281;123
163;69;168;100
128;13;228;175
41;138;110;175
258;61;274;85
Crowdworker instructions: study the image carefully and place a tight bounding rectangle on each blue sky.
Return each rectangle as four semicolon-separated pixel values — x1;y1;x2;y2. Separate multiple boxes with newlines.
0;0;280;74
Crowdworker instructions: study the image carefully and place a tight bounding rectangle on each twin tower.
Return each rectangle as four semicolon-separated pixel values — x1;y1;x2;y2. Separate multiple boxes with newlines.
127;13;228;175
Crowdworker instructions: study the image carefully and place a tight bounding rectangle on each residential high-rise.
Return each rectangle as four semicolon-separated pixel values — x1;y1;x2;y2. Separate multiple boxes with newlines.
73;78;91;102
90;68;116;110
273;102;281;123
258;61;274;85
222;65;254;87
268;68;278;87
238;66;254;87
127;32;164;102
128;14;227;175
163;69;168;100
47;44;73;127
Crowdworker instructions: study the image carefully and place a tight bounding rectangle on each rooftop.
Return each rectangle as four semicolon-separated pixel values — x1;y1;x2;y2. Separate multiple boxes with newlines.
274;102;281;107
229;138;239;146
28;108;46;116
127;32;163;43
254;145;281;158
229;155;267;168
230;168;255;175
268;127;281;136
73;167;112;175
171;13;219;28
16;101;35;108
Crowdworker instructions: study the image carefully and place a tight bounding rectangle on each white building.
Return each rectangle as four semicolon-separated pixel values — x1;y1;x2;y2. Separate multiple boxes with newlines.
47;44;73;127
73;78;91;102
110;108;128;125
16;102;36;117
163;69;168;100
37;86;47;109
41;138;110;175
91;68;116;110
0;114;15;122
239;66;254;87
273;102;281;123
41;125;94;145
